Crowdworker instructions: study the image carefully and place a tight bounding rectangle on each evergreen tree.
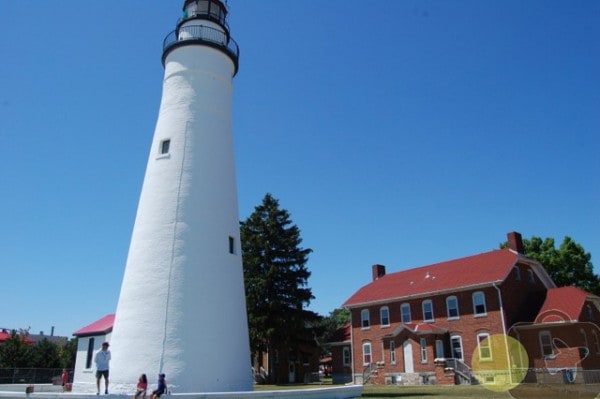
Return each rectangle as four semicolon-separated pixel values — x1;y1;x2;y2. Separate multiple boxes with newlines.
502;235;599;295
241;193;313;382
59;338;78;369
31;338;61;368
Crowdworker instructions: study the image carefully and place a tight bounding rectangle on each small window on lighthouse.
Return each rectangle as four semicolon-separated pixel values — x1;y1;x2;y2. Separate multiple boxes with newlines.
160;139;170;155
228;236;235;254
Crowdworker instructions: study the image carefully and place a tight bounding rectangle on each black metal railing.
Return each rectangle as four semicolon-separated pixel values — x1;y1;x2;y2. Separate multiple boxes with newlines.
162;25;239;73
0;368;70;385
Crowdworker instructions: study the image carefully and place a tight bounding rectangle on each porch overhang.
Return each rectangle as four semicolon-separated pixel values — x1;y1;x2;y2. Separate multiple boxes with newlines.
382;322;447;339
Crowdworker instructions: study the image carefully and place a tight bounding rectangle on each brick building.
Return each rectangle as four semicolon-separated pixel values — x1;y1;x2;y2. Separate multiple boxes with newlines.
511;286;600;379
333;232;600;385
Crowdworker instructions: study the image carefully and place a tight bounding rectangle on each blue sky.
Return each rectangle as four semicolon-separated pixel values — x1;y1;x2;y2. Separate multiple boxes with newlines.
1;1;598;338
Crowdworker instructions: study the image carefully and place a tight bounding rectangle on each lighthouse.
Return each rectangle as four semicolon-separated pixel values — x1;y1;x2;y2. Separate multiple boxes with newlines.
109;0;251;393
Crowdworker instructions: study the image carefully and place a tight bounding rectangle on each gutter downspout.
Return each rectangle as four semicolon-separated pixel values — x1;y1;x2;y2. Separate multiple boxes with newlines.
348;309;355;384
493;283;512;384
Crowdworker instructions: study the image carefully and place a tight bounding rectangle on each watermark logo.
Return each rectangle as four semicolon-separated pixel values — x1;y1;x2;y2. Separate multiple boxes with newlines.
471;335;528;392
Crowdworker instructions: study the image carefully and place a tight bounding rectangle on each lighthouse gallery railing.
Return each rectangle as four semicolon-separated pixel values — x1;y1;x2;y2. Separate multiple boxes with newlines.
162;25;239;73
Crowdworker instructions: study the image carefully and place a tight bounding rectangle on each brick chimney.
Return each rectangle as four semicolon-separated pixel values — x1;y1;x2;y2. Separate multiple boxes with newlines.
507;231;524;254
372;264;386;281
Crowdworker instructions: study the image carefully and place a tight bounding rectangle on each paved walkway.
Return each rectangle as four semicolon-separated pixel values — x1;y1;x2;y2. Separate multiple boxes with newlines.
0;384;363;399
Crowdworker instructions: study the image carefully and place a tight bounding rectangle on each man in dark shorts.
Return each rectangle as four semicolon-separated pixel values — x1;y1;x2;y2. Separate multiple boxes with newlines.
94;342;111;394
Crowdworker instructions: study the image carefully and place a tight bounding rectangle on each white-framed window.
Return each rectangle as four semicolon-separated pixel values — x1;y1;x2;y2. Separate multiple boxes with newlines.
539;331;554;357
361;309;370;328
446;296;459;319
513;266;521;281
528;269;535;283
472;291;487;316
362;342;372;366
422;300;434;322
420;338;428;363
390;341;396;365
592;330;600;354
380;306;390;327
450;335;463;360
343;346;351;367
401;303;411;323
435;339;444;359
477;333;492;360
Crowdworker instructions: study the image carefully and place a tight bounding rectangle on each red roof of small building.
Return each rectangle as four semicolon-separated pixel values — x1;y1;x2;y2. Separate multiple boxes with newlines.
344;249;522;307
535;286;595;323
73;314;115;337
0;331;35;344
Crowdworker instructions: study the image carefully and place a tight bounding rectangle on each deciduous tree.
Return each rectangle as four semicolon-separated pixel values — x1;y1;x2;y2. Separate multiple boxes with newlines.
502;235;598;295
31;338;61;369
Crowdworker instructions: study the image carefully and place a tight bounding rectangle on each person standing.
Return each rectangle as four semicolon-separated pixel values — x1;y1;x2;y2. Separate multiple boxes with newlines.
61;369;69;386
95;342;111;395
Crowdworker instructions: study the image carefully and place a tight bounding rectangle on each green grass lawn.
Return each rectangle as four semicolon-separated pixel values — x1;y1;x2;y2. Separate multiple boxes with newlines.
253;384;511;398
361;385;511;398
254;383;600;398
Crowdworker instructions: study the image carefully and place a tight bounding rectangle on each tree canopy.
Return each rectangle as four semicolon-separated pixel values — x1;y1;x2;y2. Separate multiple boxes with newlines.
316;308;351;345
0;332;76;369
0;332;33;368
241;193;315;381
502;235;599;295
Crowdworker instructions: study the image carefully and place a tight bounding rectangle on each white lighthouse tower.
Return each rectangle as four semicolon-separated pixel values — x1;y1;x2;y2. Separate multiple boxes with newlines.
109;0;251;393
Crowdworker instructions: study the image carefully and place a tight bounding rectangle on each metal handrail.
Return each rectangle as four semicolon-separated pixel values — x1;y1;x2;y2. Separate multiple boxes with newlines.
362;363;373;385
162;25;239;72
446;358;472;383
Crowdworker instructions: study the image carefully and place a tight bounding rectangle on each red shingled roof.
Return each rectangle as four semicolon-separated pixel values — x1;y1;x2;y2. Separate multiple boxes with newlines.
73;314;115;337
344;249;520;307
535;286;593;323
0;331;35;344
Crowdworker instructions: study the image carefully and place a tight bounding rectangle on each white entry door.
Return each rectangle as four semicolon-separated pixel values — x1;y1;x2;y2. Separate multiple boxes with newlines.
288;361;296;383
403;340;414;373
